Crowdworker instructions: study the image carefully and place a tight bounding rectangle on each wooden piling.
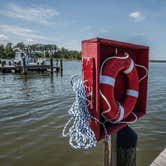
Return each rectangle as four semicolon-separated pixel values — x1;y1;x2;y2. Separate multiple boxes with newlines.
108;126;137;166
41;61;45;73
50;57;53;74
22;57;27;74
117;126;137;166
60;59;63;72
1;61;4;73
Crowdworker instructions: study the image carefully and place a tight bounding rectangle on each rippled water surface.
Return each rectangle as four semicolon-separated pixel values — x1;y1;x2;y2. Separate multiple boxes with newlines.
0;61;166;166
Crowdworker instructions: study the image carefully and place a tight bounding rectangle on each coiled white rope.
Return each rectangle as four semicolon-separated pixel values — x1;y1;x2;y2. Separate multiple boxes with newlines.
62;79;97;149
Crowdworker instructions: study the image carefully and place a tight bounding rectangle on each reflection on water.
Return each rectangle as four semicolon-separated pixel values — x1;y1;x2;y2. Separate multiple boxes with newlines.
0;61;166;166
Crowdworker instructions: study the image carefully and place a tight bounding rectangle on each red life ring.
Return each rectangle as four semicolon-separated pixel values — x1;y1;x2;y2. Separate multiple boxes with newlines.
100;57;139;122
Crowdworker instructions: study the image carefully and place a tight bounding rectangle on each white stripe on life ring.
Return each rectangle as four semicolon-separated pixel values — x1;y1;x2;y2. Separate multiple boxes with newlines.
115;104;124;122
100;75;115;87
123;58;134;74
126;89;139;98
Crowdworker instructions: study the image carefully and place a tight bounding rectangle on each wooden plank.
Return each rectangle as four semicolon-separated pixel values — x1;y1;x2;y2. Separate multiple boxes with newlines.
150;148;166;166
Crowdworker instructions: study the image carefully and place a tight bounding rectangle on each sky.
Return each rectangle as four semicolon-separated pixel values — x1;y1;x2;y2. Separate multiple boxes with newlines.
0;0;166;60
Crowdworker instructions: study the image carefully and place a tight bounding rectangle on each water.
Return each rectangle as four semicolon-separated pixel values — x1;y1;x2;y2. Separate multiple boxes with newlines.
0;61;165;166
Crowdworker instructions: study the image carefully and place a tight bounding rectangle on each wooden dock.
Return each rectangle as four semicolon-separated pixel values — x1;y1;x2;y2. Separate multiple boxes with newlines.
150;148;166;166
0;59;63;74
0;65;60;73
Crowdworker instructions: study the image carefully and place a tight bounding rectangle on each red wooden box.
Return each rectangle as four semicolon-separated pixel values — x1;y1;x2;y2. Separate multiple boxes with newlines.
82;38;149;141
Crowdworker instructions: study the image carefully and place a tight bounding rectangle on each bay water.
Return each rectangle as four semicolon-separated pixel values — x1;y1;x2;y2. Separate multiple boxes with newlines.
0;61;165;166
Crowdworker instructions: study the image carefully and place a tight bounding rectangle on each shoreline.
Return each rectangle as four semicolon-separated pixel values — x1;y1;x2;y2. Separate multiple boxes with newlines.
1;58;166;63
150;60;166;63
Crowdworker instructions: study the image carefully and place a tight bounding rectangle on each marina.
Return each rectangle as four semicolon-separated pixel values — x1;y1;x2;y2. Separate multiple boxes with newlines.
0;48;63;74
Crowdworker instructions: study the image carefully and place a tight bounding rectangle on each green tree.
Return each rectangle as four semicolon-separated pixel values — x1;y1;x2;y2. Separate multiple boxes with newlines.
1;42;81;60
4;43;15;58
0;45;5;58
15;42;25;50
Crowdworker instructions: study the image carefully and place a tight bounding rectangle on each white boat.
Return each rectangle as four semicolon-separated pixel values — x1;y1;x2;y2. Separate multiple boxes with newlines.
13;48;46;66
0;58;15;67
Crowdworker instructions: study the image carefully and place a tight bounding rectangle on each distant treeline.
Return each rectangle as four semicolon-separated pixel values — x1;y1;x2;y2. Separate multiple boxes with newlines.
0;42;81;60
150;60;166;63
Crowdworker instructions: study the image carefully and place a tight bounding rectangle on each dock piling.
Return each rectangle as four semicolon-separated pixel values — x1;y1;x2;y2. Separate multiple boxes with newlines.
1;61;4;73
60;59;63;72
106;126;137;166
50;57;53;74
22;57;27;74
117;126;137;166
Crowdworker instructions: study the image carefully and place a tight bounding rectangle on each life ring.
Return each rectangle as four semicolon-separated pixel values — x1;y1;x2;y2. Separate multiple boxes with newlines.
100;57;139;122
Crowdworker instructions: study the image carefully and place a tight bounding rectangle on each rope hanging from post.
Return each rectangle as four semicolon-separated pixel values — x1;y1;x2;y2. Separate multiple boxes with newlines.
62;79;97;149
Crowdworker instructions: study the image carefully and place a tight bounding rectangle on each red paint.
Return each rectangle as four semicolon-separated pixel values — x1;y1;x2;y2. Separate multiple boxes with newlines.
82;38;149;141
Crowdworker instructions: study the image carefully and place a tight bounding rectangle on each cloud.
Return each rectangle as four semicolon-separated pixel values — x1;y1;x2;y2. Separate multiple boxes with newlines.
129;11;145;22
0;24;47;41
0;34;9;40
0;23;65;42
0;24;65;46
0;3;59;25
0;34;9;44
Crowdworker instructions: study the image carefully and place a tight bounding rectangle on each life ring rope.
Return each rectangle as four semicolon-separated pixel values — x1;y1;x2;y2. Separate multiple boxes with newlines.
123;58;134;74
136;64;148;82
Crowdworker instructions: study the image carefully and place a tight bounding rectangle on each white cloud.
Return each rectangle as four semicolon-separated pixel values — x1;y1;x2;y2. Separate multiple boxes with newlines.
0;24;48;41
0;3;59;25
0;34;9;40
129;11;145;22
0;34;9;44
0;24;65;46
